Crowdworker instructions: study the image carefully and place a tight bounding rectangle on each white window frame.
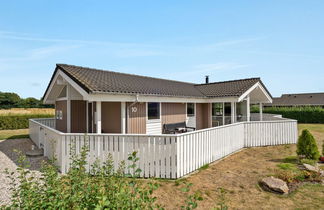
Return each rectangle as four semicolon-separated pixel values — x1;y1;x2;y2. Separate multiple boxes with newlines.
146;102;161;122
186;103;195;117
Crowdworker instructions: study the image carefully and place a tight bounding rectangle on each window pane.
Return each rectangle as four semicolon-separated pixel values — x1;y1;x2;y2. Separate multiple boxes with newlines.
187;103;195;116
212;103;223;116
148;102;160;120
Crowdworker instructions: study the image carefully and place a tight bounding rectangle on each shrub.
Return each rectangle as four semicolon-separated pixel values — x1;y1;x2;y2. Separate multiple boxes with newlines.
322;140;324;156
252;106;324;123
0;114;53;130
296;129;320;160
3;148;162;209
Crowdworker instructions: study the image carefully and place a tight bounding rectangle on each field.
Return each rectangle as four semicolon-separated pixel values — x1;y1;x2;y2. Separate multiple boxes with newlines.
153;124;324;209
0;108;54;116
0;129;29;140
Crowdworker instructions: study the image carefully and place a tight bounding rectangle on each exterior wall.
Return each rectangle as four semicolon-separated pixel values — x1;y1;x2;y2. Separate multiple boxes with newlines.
196;103;211;130
161;103;186;126
102;102;121;133
88;102;93;133
93;102;96;133
71;100;87;133
127;102;146;134
55;100;67;132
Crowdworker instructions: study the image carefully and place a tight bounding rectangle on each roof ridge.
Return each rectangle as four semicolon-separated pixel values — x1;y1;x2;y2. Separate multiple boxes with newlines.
194;77;260;86
57;63;197;86
282;92;324;96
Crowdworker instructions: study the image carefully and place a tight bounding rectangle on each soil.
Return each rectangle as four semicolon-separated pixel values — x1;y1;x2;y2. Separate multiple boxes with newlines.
153;124;324;209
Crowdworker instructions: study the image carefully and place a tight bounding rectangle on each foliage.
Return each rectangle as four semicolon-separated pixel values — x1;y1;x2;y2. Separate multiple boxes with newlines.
198;164;209;171
180;182;203;210
322;140;324;156
300;159;317;166
277;163;298;171
213;188;228;210
0;114;54;130
252;106;324;123
296;129;320;160
0;91;53;109
2;146;162;209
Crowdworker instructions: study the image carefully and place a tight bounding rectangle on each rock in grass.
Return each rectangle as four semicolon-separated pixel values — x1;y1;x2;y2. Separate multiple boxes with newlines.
303;163;319;173
260;176;289;194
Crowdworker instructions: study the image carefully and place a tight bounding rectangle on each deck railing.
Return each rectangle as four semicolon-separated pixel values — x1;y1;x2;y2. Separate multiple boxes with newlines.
29;118;298;179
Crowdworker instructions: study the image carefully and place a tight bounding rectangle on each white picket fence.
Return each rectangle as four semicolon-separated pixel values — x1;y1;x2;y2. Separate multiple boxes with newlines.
29;118;298;179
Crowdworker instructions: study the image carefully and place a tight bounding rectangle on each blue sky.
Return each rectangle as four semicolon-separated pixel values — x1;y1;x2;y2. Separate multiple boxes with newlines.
0;1;323;98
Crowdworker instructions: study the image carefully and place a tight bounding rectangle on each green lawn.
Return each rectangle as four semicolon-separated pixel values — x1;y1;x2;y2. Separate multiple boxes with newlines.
0;129;29;140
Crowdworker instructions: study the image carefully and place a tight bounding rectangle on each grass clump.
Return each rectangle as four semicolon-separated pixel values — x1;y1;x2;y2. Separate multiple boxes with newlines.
199;164;209;171
277;163;298;171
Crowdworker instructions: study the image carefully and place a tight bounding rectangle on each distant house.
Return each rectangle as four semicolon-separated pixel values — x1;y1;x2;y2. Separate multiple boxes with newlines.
265;93;324;108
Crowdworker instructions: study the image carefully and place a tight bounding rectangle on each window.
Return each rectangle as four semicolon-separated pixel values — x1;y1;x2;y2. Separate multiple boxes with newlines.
212;103;223;116
187;103;195;116
148;102;160;120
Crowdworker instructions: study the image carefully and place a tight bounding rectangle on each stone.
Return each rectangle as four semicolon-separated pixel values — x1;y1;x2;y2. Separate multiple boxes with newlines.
303;163;319;173
26;148;44;157
260;176;289;194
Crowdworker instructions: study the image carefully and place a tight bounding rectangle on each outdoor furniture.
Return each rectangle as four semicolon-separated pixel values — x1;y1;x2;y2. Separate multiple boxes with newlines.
163;122;196;134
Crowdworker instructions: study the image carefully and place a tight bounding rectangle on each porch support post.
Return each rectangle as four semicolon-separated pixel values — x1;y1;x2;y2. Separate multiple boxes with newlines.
259;102;263;121
67;84;71;133
121;102;126;134
246;96;250;122
231;102;235;124
96;101;102;134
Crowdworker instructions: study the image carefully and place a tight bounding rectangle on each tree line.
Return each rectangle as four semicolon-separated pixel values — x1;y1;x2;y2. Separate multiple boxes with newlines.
0;91;53;109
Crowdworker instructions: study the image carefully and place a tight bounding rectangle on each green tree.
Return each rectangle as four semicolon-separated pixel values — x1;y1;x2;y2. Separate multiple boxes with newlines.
0;92;21;108
296;129;320;160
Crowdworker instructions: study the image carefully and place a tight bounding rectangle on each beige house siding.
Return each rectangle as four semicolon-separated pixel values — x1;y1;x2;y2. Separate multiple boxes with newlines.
127;102;146;134
161;103;186;127
102;102;121;133
55;100;67;132
71;100;87;133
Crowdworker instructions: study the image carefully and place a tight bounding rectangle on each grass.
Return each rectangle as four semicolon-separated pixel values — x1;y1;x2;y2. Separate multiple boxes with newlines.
153;124;324;209
0;108;54;116
0;129;29;140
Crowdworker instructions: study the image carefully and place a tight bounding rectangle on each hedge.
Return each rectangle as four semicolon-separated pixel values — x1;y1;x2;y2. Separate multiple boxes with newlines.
0;114;54;130
253;106;324;123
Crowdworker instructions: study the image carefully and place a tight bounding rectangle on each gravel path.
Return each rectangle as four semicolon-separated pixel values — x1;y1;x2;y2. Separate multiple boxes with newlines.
0;138;47;206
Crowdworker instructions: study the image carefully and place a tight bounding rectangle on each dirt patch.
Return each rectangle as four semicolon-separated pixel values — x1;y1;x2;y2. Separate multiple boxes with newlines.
153;124;324;209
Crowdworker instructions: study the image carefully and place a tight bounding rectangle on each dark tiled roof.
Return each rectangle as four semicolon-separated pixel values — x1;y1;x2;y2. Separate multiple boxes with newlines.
268;93;324;106
195;78;263;97
46;64;269;99
57;64;205;97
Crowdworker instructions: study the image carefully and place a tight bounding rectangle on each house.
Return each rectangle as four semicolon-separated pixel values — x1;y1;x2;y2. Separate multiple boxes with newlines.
264;93;324;108
29;64;297;178
43;64;272;135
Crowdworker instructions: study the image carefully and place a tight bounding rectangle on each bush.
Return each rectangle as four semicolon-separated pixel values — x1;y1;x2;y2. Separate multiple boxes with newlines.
322;140;324;156
3;148;162;209
253;106;324;123
296;129;320;160
0;114;53;130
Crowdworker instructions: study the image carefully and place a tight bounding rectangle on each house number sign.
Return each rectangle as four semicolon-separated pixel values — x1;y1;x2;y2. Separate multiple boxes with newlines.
131;107;137;112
